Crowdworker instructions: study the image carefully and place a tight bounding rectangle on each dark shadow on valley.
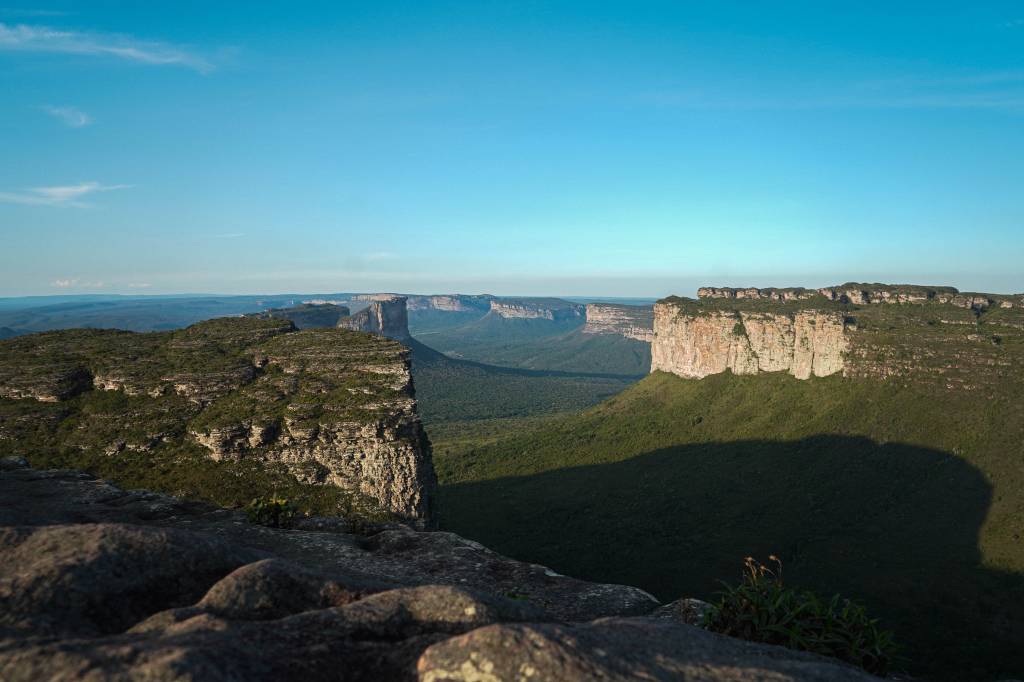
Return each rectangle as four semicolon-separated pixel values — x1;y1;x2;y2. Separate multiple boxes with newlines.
408;337;646;381
439;435;1024;680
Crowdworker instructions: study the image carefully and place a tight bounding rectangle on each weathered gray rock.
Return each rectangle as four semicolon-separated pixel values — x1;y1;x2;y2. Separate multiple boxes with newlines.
582;303;654;342
416;618;879;681
0;523;261;638
338;295;411;340
0;465;884;681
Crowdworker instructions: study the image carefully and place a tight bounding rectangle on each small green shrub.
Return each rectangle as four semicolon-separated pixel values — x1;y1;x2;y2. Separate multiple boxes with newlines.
703;556;899;676
245;495;297;528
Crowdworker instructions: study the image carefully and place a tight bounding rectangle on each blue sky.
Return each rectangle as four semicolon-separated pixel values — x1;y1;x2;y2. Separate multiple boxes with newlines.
1;1;1023;297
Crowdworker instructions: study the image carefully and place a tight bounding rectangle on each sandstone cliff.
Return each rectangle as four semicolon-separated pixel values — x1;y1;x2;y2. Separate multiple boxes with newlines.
583;303;655;342
489;297;584;321
652;304;847;379
0;459;880;682
338;295;411;340
406;294;493;313
0;318;436;525
654;283;1024;389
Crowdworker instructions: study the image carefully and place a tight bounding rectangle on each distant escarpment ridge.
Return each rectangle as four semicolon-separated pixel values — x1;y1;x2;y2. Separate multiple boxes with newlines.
582;303;655;342
0;317;436;526
653;284;1024;388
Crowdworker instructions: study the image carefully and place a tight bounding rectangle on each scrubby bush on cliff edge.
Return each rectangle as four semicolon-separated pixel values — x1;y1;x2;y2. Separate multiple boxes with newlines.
704;556;899;676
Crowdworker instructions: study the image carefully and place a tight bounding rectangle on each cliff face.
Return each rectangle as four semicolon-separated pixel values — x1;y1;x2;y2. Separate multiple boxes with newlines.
406;294;493;313
651;306;847;380
338;296;410;341
0;318;436;526
697;287;817;302
583;303;655;342
653;283;1024;389
489;298;584;321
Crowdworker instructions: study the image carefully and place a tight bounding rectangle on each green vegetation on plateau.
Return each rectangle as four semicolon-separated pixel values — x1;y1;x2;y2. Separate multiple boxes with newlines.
435;370;1024;681
0;318;403;522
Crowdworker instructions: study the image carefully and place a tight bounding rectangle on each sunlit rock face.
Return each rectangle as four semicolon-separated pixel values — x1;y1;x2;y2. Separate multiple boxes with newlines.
489;298;584;321
651;305;847;380
338;296;411;341
583;304;654;342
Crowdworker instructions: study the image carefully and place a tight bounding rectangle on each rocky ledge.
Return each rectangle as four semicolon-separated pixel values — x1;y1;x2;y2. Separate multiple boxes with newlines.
0;459;879;681
0;317;435;525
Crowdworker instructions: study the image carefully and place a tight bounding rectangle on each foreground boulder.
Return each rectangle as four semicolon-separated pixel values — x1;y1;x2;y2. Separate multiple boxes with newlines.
0;462;881;681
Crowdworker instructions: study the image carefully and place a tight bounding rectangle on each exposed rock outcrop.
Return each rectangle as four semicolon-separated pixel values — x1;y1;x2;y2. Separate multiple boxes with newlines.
406;295;493;313
651;305;847;380
0;318;436;526
489;298;584;321
0;463;881;682
698;286;818;302
656;283;1024;390
583;303;655;342
339;295;411;340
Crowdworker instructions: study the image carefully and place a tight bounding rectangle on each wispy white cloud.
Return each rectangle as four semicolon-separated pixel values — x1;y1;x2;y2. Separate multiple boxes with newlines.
0;22;212;72
51;278;104;289
127;282;152;289
0;181;130;207
1006;19;1024;28
41;104;91;127
0;9;71;18
213;232;245;239
364;251;398;261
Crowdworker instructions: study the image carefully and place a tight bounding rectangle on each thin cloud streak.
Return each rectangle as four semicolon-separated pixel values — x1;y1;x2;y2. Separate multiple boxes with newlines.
0;22;212;72
41;104;91;127
0;181;130;207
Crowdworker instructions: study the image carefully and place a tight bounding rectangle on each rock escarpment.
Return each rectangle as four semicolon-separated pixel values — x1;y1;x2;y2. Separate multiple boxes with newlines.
406;294;493;313
0;460;880;682
652;305;847;380
0;318;435;526
697;286;818;302
489;297;584;321
653;283;1024;389
338;295;411;340
583;303;655;342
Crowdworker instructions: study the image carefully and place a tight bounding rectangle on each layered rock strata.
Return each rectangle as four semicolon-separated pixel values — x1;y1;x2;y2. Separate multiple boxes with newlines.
489;298;584;321
0;318;435;525
656;283;1024;389
338;295;411;340
583;303;655;342
652;306;847;380
0;461;880;682
406;294;493;313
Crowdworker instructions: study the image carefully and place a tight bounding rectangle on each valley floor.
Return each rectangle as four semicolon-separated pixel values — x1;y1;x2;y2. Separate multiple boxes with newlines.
430;371;1024;682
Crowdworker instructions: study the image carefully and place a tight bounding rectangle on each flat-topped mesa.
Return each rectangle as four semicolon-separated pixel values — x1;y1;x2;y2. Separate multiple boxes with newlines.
583;303;655;342
0;318;437;527
698;287;818;302
406;294;493;313
489;298;585;321
652;303;847;380
246;303;351;329
654;283;1024;389
338;295;410;341
815;283;1019;312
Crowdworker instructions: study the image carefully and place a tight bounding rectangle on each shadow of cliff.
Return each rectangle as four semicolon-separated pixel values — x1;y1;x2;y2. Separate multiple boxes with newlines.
408;337;646;381
439;435;1024;681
